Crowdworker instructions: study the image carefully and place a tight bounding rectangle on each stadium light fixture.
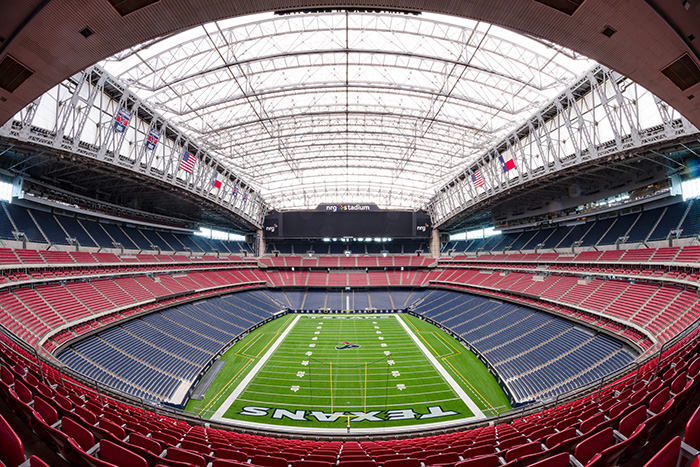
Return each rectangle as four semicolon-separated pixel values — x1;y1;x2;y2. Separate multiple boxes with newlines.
682;177;700;201
0;180;13;202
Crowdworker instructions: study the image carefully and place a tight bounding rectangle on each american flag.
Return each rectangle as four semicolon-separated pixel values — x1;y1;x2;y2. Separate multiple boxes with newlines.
180;152;195;173
471;170;484;188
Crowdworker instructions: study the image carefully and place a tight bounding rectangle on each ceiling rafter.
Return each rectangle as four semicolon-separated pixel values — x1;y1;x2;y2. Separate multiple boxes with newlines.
100;11;595;211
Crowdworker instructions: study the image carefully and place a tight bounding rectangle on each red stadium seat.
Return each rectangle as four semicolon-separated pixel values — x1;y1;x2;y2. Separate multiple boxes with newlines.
211;460;250;467
277;452;302;462
180;439;211;455
166;447;206;467
29;456;51;467
130;432;164;455
641;436;681;467
100;439;148;467
0;413;25;467
504;441;542;462
462;445;494;459
34;412;79;463
574;428;615;466
383;459;420;467
527;452;570;467
454;454;500;466
152;431;180;447
253;455;289;466
33;395;58;426
215;448;248;462
424;453;460;466
62;415;96;451
0;364;14;385
687;405;700;451
292;461;334;467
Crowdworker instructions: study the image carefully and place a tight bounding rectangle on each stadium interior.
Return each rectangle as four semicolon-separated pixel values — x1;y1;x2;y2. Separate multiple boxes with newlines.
1;1;700;467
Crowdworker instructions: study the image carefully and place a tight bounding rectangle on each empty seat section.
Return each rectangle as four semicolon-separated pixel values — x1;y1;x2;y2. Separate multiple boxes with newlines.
29;210;69;245
101;224;138;250
54;215;97;247
5;203;46;243
647;203;687;241
625;206;665;243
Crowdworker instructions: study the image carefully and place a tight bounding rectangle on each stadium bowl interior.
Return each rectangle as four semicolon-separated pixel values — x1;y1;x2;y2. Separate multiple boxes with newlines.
1;1;700;466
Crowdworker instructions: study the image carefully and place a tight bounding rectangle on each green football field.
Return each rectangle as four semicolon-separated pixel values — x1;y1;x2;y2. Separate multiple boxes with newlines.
185;313;510;430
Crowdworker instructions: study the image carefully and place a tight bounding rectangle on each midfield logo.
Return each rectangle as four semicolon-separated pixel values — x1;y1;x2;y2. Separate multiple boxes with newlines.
335;342;361;350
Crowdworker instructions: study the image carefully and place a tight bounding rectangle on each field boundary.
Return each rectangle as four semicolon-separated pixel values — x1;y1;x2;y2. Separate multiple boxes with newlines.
206;312;493;434
395;314;485;419
212;314;302;420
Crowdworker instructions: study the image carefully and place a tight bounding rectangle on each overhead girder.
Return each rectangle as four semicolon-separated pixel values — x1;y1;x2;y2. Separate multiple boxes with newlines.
113;14;576;93
130;50;550;115
94;12;592;211
0;66;267;229
429;66;699;230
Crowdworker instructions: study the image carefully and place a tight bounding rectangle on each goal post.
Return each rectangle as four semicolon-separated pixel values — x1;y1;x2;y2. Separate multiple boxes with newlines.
306;356;391;416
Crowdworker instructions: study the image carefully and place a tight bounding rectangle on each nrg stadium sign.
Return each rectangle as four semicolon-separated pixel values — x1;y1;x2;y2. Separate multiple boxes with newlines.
320;203;377;212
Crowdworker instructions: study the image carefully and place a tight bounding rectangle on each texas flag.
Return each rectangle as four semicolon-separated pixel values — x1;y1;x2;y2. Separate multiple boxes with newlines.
499;154;516;172
211;171;222;189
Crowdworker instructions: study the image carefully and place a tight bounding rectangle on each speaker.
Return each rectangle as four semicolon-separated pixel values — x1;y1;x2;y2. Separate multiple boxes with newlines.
245;233;255;244
440;233;450;244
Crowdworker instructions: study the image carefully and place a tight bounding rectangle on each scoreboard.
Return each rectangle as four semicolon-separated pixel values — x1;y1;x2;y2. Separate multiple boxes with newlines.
263;205;431;239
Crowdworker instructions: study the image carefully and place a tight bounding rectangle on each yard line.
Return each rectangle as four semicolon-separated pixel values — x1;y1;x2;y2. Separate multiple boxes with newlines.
395;314;485;419
211;314;302;420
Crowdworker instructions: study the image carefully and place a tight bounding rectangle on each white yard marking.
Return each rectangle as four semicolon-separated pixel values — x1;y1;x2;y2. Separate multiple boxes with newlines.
211;314;302;420
394;314;485;419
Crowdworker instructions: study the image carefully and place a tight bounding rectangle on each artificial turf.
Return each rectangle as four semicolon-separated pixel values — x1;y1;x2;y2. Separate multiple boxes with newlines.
185;312;510;429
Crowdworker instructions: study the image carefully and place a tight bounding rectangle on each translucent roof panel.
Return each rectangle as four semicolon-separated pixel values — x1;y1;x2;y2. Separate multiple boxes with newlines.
101;11;596;211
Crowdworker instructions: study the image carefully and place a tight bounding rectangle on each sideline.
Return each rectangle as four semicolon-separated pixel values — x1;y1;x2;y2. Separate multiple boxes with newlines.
211;314;302;420
395;314;485;419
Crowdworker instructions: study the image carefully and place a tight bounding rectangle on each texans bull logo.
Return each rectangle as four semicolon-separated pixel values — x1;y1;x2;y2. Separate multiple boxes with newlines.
335;342;361;350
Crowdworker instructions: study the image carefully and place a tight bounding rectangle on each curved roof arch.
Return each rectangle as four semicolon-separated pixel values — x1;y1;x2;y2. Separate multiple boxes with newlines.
1;0;697;133
99;12;596;210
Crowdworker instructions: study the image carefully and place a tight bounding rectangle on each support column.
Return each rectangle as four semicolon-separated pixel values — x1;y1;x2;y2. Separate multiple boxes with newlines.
430;229;441;258
256;229;265;257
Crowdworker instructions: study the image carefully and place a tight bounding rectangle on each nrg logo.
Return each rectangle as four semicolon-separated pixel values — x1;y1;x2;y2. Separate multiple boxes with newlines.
265;223;277;232
416;223;430;232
